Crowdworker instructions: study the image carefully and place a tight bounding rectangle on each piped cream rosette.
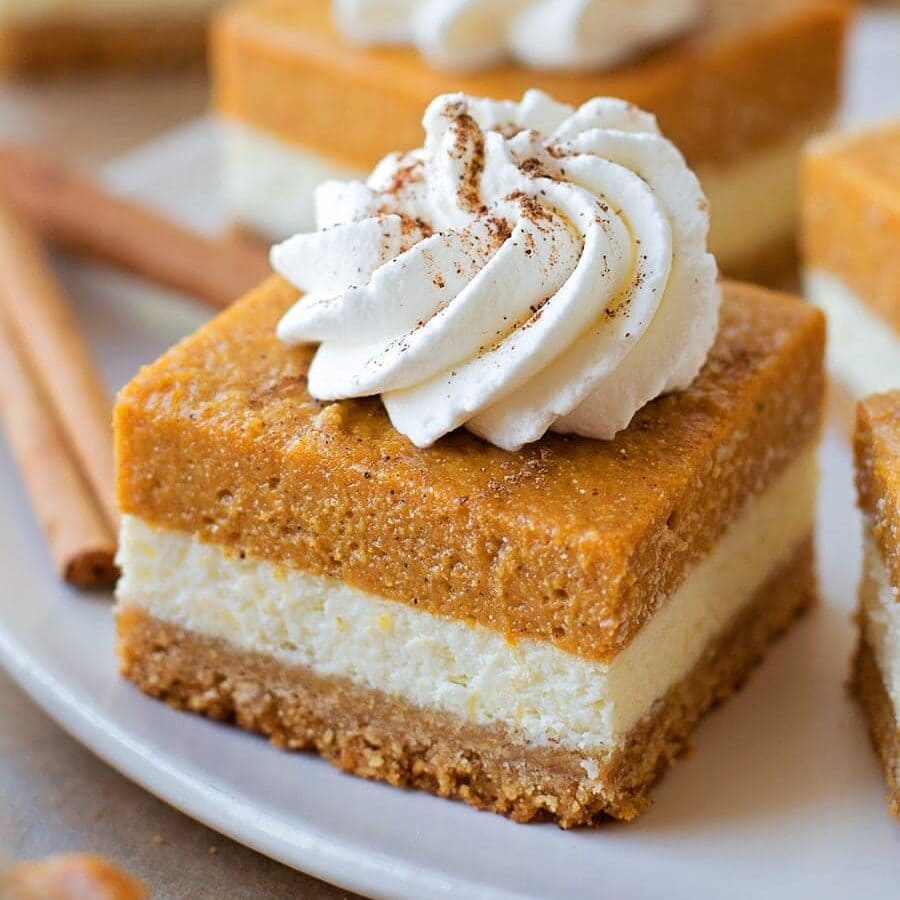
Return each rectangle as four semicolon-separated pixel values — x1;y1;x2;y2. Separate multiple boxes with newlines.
274;90;720;451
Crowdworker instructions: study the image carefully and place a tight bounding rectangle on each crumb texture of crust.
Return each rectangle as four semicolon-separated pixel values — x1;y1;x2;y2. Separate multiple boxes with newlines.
116;539;814;827
853;637;900;819
721;227;800;289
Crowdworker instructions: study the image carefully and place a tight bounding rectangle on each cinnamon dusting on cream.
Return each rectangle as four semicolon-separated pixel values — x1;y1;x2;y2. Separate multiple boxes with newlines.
273;90;720;450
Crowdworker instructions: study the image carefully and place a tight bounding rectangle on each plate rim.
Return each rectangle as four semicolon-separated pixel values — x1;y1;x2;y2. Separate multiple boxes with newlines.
0;617;534;900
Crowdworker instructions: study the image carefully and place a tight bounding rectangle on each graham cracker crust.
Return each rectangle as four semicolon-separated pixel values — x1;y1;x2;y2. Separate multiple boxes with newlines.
724;229;800;291
852;637;900;819
0;19;209;77
117;537;815;826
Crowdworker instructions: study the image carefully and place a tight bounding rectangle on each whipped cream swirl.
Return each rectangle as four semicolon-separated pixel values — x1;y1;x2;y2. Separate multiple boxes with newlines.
332;0;701;71
274;90;720;451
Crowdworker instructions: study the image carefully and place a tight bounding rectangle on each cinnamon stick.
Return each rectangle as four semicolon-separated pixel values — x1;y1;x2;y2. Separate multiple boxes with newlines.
0;201;118;533
0;144;271;310
0;313;117;589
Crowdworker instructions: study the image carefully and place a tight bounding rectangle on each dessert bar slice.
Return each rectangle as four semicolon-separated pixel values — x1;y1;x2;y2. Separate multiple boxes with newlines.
853;391;900;818
114;278;824;825
802;122;900;424
212;0;848;284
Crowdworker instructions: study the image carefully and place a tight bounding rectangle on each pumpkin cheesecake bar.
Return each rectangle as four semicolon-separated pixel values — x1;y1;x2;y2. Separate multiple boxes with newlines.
115;89;825;823
212;0;849;284
0;2;224;76
802;123;900;425
853;391;900;818
114;278;825;824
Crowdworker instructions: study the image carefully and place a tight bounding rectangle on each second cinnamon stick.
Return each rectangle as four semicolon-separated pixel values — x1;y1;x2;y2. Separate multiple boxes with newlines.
0;201;118;533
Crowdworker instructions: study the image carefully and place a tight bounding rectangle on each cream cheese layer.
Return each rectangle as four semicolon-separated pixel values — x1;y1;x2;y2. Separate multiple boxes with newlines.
804;270;900;401
117;446;817;752
861;530;900;722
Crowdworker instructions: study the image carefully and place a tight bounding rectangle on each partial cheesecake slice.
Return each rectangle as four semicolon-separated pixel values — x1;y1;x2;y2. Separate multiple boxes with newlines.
802;122;900;425
853;391;900;818
0;3;223;75
114;277;824;825
211;0;848;284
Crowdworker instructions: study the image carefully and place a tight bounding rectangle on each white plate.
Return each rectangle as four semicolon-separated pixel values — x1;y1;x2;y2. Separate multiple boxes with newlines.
3;14;900;896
